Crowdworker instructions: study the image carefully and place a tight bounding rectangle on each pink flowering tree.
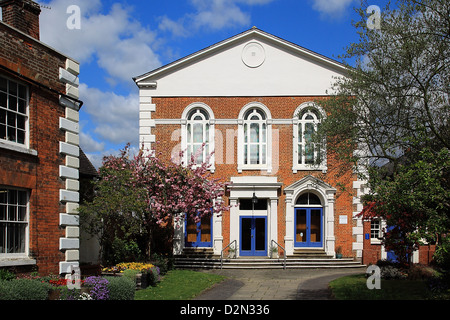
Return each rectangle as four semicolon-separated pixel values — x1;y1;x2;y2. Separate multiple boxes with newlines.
80;143;229;264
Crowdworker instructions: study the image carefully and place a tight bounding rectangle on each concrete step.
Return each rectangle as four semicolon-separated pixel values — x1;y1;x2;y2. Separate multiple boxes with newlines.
173;256;366;269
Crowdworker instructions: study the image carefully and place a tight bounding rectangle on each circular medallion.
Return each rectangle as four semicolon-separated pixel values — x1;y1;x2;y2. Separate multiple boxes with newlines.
241;42;265;68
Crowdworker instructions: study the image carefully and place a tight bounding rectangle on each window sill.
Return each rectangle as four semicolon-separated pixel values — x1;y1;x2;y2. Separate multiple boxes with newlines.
292;165;327;173
0;256;37;267
0;140;38;157
239;165;271;173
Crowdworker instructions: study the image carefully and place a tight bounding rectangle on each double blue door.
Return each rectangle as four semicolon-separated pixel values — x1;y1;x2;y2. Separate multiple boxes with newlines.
240;216;267;256
294;208;323;247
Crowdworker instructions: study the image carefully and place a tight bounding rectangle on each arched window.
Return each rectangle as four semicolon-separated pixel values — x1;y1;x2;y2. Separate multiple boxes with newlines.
243;108;267;165
186;108;210;164
181;103;215;171
238;103;272;173
293;103;326;172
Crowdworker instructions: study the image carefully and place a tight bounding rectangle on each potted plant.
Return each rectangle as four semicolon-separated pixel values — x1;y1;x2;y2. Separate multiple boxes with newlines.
336;246;343;259
270;246;279;259
228;246;236;259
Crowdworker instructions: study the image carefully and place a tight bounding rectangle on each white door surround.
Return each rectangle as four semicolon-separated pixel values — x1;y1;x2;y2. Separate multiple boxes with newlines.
227;176;282;258
284;175;336;257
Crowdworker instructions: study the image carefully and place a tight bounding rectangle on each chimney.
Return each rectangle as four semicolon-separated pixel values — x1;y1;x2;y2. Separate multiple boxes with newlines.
0;0;41;40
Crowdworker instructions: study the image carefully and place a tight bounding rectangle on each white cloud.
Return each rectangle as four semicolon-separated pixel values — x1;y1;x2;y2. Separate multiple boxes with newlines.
310;0;355;17
79;131;105;153
79;83;139;146
40;0;161;84
158;0;275;36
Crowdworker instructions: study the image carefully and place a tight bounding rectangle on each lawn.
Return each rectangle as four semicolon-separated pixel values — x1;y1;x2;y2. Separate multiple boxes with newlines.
329;274;430;300
134;269;225;300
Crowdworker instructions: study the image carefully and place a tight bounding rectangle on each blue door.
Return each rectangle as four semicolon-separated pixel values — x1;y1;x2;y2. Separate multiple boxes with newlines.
294;208;323;247
240;216;267;256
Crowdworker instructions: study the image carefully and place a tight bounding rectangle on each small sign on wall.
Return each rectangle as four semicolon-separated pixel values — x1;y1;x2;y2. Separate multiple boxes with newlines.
339;215;348;224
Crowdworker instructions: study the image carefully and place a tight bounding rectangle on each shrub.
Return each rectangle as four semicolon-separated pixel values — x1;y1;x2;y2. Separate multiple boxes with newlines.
0;279;50;300
0;269;15;281
146;266;160;286
122;269;140;281
105;276;135;300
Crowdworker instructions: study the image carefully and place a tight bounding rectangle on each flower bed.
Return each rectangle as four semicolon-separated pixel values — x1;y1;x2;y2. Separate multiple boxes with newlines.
101;262;161;289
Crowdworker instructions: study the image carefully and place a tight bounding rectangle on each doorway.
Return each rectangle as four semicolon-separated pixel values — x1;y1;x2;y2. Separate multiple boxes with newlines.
294;207;323;247
240;216;267;256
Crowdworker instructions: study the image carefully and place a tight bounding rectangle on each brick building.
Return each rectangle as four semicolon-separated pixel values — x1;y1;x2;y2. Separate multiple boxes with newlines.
0;0;81;275
134;28;370;264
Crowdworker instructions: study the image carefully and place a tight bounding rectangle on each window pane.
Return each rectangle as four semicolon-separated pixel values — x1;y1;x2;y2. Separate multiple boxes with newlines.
296;209;307;242
0;205;6;220
193;123;203;143
18;84;27;100
187;124;191;143
0;92;7;109
17;129;25;144
244;143;248;164
0;77;7;92
250;144;259;164
8;81;17;95
0;224;5;253
18;99;26;114
310;209;321;243
262;124;266;143
250;123;259;143
261;144;266;165
9;96;17;112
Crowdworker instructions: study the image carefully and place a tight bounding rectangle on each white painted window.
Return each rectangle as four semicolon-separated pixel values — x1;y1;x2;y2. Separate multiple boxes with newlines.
0;188;29;255
243;108;267;166
186;108;210;164
293;102;326;173
0;76;28;146
238;103;272;173
181;103;215;171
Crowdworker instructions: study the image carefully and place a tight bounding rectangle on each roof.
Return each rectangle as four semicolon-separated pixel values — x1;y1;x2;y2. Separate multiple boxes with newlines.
133;27;347;85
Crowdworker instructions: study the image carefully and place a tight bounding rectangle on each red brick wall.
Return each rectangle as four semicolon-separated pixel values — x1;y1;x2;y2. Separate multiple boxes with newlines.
0;22;66;275
152;96;357;257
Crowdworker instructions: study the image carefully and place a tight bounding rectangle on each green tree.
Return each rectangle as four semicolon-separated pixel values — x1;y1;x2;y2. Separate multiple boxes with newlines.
314;0;450;266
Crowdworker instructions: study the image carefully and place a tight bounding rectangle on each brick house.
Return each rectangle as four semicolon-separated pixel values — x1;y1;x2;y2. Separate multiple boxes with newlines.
134;28;371;265
0;0;82;275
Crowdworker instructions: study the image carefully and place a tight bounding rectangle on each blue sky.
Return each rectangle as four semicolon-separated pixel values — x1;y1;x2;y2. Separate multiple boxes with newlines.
36;0;388;168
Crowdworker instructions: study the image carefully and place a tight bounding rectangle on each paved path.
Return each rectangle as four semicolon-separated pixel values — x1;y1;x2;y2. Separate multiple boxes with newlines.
193;268;365;300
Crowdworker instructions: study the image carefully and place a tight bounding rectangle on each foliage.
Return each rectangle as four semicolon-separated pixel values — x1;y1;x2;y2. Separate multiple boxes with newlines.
315;0;449;168
314;0;449;269
0;278;51;300
359;147;450;266
79;144;229;264
104;276;136;300
0;269;15;281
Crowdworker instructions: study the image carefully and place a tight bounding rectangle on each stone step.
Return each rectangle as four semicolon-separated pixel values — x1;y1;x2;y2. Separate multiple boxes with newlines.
173;257;366;269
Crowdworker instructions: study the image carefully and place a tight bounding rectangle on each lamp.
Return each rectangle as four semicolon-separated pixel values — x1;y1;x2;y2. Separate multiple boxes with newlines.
252;191;258;204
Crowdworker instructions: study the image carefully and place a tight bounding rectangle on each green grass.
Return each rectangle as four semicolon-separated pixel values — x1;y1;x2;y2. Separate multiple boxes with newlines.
134;269;226;300
329;274;429;300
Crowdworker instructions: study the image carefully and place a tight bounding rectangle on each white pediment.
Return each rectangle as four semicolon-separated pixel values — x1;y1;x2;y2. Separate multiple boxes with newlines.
134;28;347;97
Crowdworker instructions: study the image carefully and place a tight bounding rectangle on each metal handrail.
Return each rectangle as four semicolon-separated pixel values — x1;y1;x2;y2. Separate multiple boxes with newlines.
220;240;236;269
271;240;286;269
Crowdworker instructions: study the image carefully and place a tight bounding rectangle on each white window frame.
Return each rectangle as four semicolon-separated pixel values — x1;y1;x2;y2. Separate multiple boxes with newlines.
0;76;29;149
292;102;327;173
370;218;384;244
0;187;30;258
181;103;215;172
238;102;272;173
